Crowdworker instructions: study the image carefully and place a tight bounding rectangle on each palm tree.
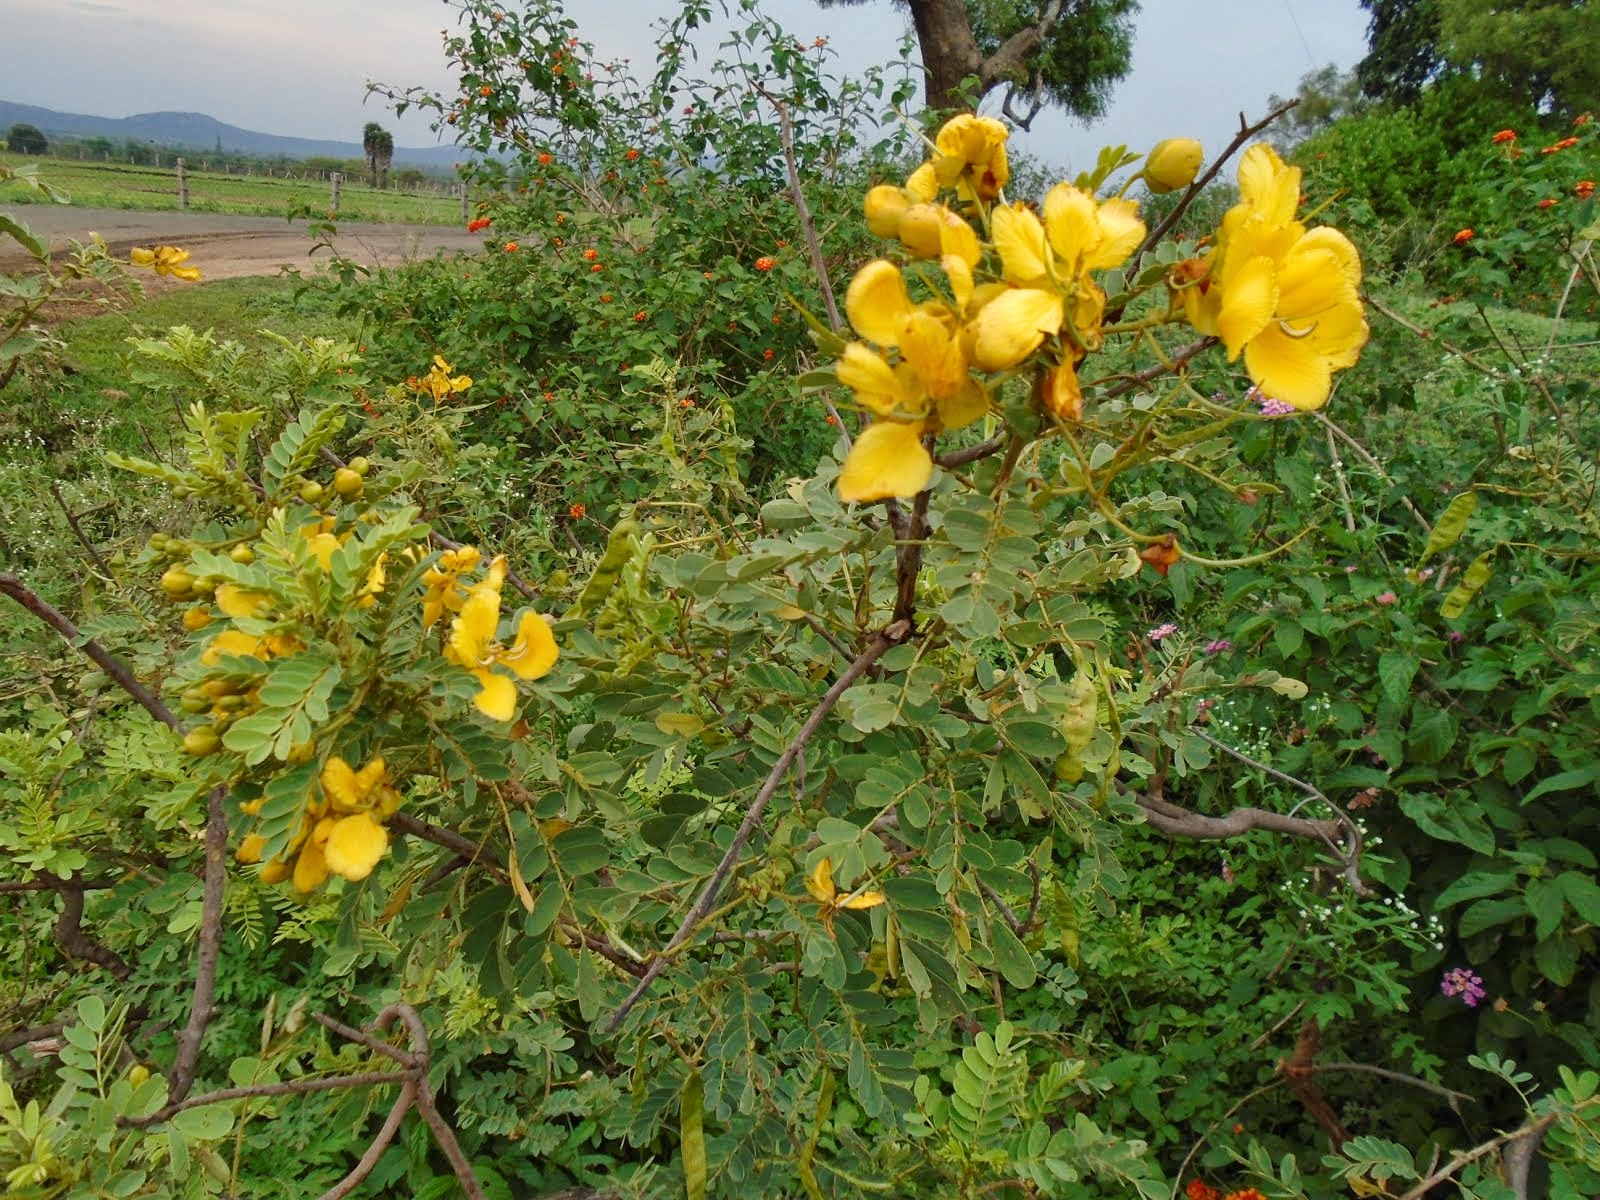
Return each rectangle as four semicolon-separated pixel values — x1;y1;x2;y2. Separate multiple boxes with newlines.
362;122;387;188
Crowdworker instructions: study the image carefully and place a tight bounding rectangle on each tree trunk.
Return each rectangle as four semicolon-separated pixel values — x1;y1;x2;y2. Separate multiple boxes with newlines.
908;0;984;113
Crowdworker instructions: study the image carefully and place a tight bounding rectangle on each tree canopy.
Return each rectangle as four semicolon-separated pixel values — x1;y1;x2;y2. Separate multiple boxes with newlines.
5;122;48;155
818;0;1139;127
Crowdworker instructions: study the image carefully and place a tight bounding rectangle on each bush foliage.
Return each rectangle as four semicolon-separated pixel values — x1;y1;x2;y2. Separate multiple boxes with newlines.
2;2;1599;1199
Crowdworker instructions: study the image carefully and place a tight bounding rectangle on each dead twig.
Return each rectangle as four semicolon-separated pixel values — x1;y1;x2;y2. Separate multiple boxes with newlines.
166;785;228;1104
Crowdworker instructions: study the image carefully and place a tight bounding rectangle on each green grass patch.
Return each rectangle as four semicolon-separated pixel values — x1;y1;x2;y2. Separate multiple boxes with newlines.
2;151;466;225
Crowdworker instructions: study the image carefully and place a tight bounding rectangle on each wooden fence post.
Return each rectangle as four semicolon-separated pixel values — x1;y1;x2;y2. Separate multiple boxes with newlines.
176;158;189;209
459;183;469;223
330;172;342;215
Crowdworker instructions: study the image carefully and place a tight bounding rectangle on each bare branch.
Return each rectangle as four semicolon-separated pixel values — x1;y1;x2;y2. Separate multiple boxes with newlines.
48;482;115;579
124;1070;412;1127
50;878;131;979
1397;1112;1563;1200
604;625;906;1032
0;572;180;730
934;434;1007;468
317;1082;417;1200
167;785;228;1104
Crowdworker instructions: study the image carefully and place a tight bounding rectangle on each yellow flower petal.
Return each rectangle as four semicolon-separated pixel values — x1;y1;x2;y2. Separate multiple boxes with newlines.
293;839;330;893
1045;360;1085;422
235;833;266;865
838;889;886;910
471;668;519;721
991;203;1050;285
324;812;389;882
201;628;266;666
836;342;908;416
970;287;1065;371
903;161;937;202
805;857;837;904
845;259;912;347
1216;255;1279;360
1086;197;1145;270
1242;298;1368;411
899;309;966;399
837;421;934;503
942;254;974;311
864;184;911;238
130;247;155;267
896;203;945;259
214;583;270;619
499;612;559;680
936;379;990;432
304;532;341;571
449;583;502;668
321;756;362;813
1236;143;1301;228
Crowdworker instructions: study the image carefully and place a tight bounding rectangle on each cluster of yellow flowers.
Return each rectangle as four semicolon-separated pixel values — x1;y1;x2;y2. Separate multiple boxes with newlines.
129;244;202;281
443;553;559;721
830;116;1366;502
238;754;401;891
1171;144;1367;411
409;354;474;402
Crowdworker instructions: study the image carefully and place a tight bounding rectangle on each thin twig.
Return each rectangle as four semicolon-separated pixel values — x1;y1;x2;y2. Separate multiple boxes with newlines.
125;1070;411;1126
0;572;180;730
1397;1112;1562;1200
758;86;852;448
317;1081;417;1200
48;482;115;579
1311;1061;1474;1107
1312;411;1432;533
603;625;905;1032
166;785;228;1104
1324;424;1357;533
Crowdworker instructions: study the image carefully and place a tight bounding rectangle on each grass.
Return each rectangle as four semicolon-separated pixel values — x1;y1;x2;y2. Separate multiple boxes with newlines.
1;152;467;225
0;275;359;595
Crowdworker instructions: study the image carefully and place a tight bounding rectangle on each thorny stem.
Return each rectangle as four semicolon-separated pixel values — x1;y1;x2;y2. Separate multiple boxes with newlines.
603;625;905;1032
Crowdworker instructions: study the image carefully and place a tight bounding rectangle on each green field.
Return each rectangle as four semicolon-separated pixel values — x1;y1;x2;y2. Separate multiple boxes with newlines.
0;151;466;225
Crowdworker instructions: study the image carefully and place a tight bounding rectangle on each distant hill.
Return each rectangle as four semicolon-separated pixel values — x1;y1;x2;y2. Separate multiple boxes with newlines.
0;100;466;169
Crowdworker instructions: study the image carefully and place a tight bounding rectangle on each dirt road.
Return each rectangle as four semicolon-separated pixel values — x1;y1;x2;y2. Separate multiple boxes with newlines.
0;205;486;281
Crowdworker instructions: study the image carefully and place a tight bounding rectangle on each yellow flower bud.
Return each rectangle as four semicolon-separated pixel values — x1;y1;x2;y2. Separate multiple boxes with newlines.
1144;138;1203;194
864;185;911;239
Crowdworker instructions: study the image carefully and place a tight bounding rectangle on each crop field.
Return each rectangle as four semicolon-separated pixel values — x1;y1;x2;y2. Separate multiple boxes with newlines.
0;151;466;224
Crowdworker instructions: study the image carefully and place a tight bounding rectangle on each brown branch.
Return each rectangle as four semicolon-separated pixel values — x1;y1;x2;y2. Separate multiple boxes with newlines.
1137;793;1344;842
979;0;1065;96
757;86;852;448
892;487;932;627
0;572;180;730
1133;100;1300;265
0;1021;66;1055
371;1004;486;1200
934;434;1007;468
1090;337;1215;403
1192;729;1369;895
1397;1112;1563;1200
48;482;115;579
1279;1018;1350;1148
123;1070;411;1127
317;1081;417;1200
50;878;131;979
166;786;228;1104
603;625;905;1032
1310;1061;1474;1108
1312;410;1432;533
0;876;120;895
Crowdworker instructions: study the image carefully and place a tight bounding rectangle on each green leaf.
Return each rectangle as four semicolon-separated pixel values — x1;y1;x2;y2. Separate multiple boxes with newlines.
1397;793;1495;855
1458;897;1525;938
1434;871;1517;909
1378;652;1419;706
987;920;1037;988
1556;871;1600;925
1525;877;1566;941
1520;765;1600;806
170;1104;234;1140
1534;934;1578;986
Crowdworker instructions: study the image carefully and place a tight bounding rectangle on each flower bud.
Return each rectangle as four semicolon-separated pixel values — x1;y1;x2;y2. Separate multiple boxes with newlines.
1144;138;1203;194
896;203;944;258
864;185;910;239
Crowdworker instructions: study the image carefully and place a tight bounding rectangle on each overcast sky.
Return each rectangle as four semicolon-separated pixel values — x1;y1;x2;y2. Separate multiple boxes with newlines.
10;0;1368;172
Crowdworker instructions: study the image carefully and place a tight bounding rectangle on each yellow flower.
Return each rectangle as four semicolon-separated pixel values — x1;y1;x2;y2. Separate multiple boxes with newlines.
1202;145;1369;409
862;161;938;239
410;355;474;402
972;188;1141;371
1143;138;1204;194
837;420;933;503
446;558;559;720
931;114;1010;204
200;628;269;667
804;855;886;936
841;259;986;430
129;245;202;281
214;584;271;619
421;545;481;628
354;554;387;609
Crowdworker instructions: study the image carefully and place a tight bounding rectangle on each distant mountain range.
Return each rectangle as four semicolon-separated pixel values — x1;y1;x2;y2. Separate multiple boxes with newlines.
0;100;466;169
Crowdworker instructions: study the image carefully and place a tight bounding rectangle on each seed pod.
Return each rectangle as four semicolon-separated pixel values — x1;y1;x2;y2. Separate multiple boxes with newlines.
1441;551;1494;620
570;518;639;618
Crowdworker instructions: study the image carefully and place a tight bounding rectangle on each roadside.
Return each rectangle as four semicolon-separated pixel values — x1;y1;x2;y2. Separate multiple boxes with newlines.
0;205;486;281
